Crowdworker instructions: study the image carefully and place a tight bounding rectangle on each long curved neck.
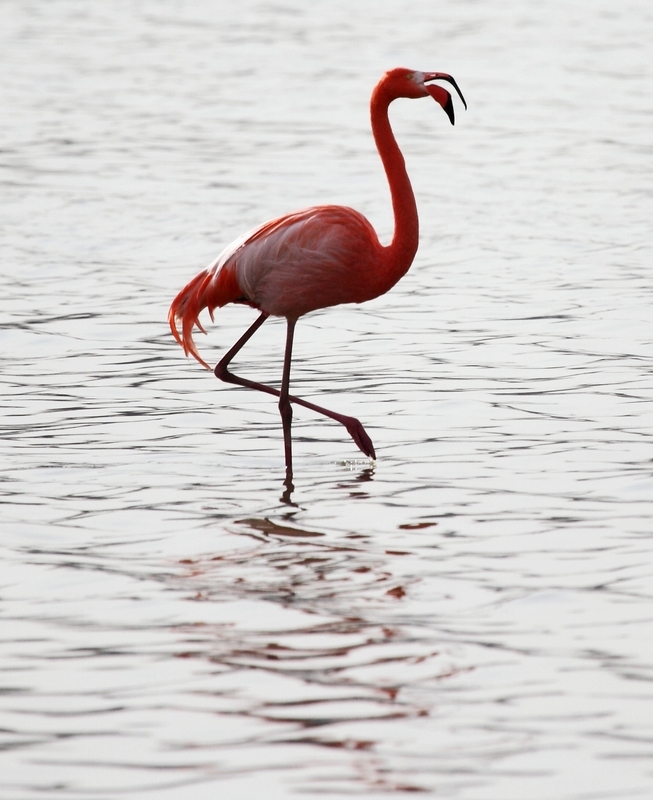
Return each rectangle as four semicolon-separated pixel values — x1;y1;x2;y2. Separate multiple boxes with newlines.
370;83;419;288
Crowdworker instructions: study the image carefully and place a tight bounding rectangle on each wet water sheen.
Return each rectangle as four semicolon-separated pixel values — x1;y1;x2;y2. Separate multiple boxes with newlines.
2;1;653;798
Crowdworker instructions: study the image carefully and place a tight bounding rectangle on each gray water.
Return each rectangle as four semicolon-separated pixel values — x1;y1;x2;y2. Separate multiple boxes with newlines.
2;1;653;797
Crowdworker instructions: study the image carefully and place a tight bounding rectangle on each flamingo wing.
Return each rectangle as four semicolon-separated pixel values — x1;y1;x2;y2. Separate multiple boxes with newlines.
169;205;382;367
230;205;382;318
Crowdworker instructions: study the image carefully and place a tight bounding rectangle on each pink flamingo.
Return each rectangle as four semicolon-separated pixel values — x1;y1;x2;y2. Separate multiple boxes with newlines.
169;68;466;485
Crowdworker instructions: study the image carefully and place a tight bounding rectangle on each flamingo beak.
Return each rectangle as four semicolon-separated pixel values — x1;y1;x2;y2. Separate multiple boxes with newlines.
423;72;467;126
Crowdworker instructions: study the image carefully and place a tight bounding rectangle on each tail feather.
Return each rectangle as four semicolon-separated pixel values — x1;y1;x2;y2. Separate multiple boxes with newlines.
168;266;242;369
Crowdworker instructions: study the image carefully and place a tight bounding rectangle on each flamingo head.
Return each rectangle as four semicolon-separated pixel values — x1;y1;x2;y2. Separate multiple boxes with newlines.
382;67;467;125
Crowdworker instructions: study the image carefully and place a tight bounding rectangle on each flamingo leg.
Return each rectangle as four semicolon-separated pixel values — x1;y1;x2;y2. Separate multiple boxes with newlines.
214;313;376;460
279;319;296;486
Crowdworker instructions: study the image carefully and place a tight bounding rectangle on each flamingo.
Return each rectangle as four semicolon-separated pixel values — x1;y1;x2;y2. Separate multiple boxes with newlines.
169;67;466;487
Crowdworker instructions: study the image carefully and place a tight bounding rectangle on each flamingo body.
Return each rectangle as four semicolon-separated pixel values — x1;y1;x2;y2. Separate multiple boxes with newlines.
170;205;386;367
169;67;466;484
230;206;384;316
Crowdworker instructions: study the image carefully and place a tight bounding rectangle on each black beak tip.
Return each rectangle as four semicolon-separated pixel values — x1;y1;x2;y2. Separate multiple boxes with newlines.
444;95;455;125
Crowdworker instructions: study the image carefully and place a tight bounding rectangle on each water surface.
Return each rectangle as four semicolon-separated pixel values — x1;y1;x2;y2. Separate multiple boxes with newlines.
1;1;653;797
